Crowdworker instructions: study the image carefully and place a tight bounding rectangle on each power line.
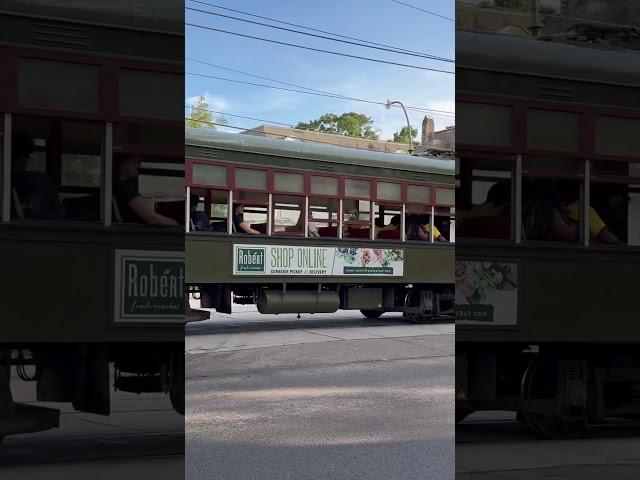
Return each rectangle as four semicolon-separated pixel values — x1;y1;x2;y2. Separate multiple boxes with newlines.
187;0;439;59
186;58;455;115
389;0;454;22
186;23;455;74
185;104;295;127
186;6;454;63
186;70;456;117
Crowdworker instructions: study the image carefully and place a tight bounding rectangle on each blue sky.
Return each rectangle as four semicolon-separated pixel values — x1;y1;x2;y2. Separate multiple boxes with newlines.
185;0;455;140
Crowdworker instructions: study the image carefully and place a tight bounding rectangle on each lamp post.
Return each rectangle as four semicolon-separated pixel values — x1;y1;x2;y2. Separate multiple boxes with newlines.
385;99;413;154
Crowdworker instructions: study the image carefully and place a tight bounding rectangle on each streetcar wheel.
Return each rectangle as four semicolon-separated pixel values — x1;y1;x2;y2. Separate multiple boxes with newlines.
169;355;185;416
404;312;433;324
360;310;383;319
520;355;586;438
170;386;184;416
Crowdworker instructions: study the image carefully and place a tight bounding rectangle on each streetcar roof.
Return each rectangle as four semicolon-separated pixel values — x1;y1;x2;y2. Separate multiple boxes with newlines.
0;0;184;34
457;31;640;88
185;128;455;177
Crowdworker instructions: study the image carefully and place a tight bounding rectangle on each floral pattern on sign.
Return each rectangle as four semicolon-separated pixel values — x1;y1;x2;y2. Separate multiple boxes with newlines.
337;248;403;267
455;261;516;305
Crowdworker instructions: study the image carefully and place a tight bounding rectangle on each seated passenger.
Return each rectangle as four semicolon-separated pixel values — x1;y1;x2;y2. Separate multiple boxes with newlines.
113;155;178;226
11;131;61;219
406;215;446;242
375;214;401;235
189;195;212;231
233;203;261;235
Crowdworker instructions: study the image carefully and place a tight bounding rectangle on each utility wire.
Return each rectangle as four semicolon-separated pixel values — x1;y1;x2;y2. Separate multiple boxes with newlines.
186;6;454;63
186;70;456;117
186;58;455;115
188;0;439;59
186;23;455;74
185;105;295;127
389;0;455;22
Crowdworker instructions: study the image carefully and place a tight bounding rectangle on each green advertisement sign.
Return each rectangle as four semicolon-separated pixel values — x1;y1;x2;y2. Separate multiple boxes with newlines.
232;244;404;276
114;250;184;324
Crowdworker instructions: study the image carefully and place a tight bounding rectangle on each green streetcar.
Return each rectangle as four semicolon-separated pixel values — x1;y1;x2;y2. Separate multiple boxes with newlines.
186;128;455;322
0;1;185;442
455;30;640;437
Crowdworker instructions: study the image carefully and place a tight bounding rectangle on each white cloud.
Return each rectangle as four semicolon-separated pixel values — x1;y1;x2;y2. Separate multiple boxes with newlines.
185;92;229;111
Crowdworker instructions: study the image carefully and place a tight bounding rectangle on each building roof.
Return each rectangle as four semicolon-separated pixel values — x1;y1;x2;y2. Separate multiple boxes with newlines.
185;128;454;177
241;124;414;154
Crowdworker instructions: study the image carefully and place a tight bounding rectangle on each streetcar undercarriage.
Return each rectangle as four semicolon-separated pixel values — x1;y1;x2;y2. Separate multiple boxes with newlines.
456;343;640;437
193;283;455;324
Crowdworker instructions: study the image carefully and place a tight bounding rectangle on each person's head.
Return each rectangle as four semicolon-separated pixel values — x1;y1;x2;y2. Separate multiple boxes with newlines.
117;155;141;180
12;131;34;173
486;181;511;206
233;203;244;214
190;194;200;211
390;214;401;228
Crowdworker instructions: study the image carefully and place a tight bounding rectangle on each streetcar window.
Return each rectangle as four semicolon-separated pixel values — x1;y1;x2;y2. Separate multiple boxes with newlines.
208;189;230;232
595;116;640;158
590;161;640;246
311;175;338;196
18;58;100;113
272;195;304;236
235;168;267;191
457;103;513;147
456;159;512;240
344;178;371;199
377;182;401;202
435;188;455;206
310;197;339;238
407;185;430;203
233;192;268;234
343;199;371;238
118;69;182;120
522;157;583;244
274;172;304;194
192;164;227;187
435;207;454;243
115;122;184;150
526;109;580;152
375;204;402;240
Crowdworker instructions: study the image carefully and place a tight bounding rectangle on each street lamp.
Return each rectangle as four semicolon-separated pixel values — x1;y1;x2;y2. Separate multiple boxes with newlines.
385;100;413;154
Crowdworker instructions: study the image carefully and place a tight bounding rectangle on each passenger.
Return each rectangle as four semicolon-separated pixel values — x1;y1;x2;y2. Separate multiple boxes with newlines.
406;214;446;242
189;194;212;231
375;214;401;235
11;131;61;219
113;155;178;226
232;203;261;235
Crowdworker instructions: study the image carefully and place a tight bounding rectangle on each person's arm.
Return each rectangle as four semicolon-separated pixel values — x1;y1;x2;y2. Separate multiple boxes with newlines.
595;227;622;245
129;197;178;226
239;221;260;235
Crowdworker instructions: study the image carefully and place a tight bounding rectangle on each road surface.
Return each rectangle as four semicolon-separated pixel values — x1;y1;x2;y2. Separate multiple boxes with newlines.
186;307;455;480
457;411;640;479
0;369;184;480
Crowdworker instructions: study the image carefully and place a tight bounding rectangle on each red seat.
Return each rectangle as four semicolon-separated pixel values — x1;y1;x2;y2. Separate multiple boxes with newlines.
253;223;267;234
377;229;400;240
318;226;338;237
346;227;371;238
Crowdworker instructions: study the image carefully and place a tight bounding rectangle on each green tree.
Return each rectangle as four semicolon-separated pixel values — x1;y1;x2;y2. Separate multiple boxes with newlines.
295;112;379;139
392;126;418;144
186;95;227;129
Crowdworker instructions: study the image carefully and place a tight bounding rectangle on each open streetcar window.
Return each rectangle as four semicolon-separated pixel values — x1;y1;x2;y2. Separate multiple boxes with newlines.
272;194;304;236
310;197;339;238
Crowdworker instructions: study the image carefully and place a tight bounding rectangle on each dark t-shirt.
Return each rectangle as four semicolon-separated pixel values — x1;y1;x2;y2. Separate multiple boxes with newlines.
13;171;61;219
191;211;211;231
113;178;143;223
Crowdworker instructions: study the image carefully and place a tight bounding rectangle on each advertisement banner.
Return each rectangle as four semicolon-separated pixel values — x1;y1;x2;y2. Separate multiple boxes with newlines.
113;250;185;324
455;261;518;326
233;245;404;277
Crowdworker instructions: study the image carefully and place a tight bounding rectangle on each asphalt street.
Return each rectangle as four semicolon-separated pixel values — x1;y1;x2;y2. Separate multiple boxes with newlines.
0;369;184;480
186;307;455;480
457;411;640;479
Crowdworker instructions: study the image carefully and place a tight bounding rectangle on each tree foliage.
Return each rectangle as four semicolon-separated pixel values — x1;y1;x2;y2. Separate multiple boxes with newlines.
186;95;227;129
295;112;379;139
392;126;418;144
